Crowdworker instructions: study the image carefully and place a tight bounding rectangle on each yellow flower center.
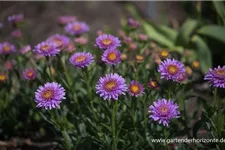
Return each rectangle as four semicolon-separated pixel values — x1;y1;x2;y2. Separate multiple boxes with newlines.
102;39;112;45
53;39;63;47
105;81;116;91
75;56;86;63
41;45;50;51
73;25;81;31
0;74;7;81
192;61;200;68
160;107;168;114
3;46;10;52
160;50;169;57
107;52;117;61
42;90;54;100
27;71;34;77
168;65;178;75
150;81;157;87
136;55;144;62
216;70;225;75
185;66;192;76
130;85;140;94
121;54;127;61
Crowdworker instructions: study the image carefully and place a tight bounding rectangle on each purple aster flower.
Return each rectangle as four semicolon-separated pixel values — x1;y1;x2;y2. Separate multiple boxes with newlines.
69;52;94;68
23;68;37;81
158;58;185;82
96;73;127;100
11;29;22;38
0;42;16;55
128;81;144;97
204;66;225;88
33;41;60;56
127;17;141;28
8;13;24;24
95;34;121;50
65;21;89;36
57;15;77;26
20;45;31;54
34;82;66;109
47;34;70;49
102;48;121;65
149;98;180;126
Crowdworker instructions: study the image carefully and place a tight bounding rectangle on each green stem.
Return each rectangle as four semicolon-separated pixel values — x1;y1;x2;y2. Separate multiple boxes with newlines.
112;101;117;150
84;69;97;121
46;57;54;81
215;88;221;138
143;91;151;138
164;128;169;150
132;98;137;149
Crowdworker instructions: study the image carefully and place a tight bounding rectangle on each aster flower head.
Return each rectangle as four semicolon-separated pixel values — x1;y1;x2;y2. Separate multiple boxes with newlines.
20;45;31;54
69;52;94;68
148;79;160;90
160;50;169;59
34;41;60;56
95;34;121;50
35;82;66;109
204;65;225;88
149;98;180;126
128;81;144;97
121;53;127;61
47;34;70;49
65;21;89;36
96;73;127;100
102;48;121;65
139;34;148;41
74;37;88;45
136;55;144;63
8;13;24;25
192;60;200;69
185;66;193;77
158;58;185;82
11;29;22;38
128;42;137;51
67;42;76;53
0;42;16;55
23;68;37;80
4;60;14;71
57;15;77;26
127;17;141;28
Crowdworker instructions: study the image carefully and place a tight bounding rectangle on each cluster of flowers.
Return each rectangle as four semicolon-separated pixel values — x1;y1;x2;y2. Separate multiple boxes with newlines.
1;14;225;128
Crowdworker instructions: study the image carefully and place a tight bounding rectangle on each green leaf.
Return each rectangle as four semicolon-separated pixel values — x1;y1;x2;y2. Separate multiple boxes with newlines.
143;22;175;48
198;25;225;43
212;1;225;25
191;35;212;73
62;130;73;150
176;18;199;47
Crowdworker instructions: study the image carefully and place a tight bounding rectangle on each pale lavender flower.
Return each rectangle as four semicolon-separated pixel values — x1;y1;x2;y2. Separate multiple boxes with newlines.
33;41;60;56
102;48;121;65
69;52;94;68
34;82;66;109
204;66;225;88
158;58;185;82
96;73;127;100
149;98;180;126
95;34;121;50
65;21;89;35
